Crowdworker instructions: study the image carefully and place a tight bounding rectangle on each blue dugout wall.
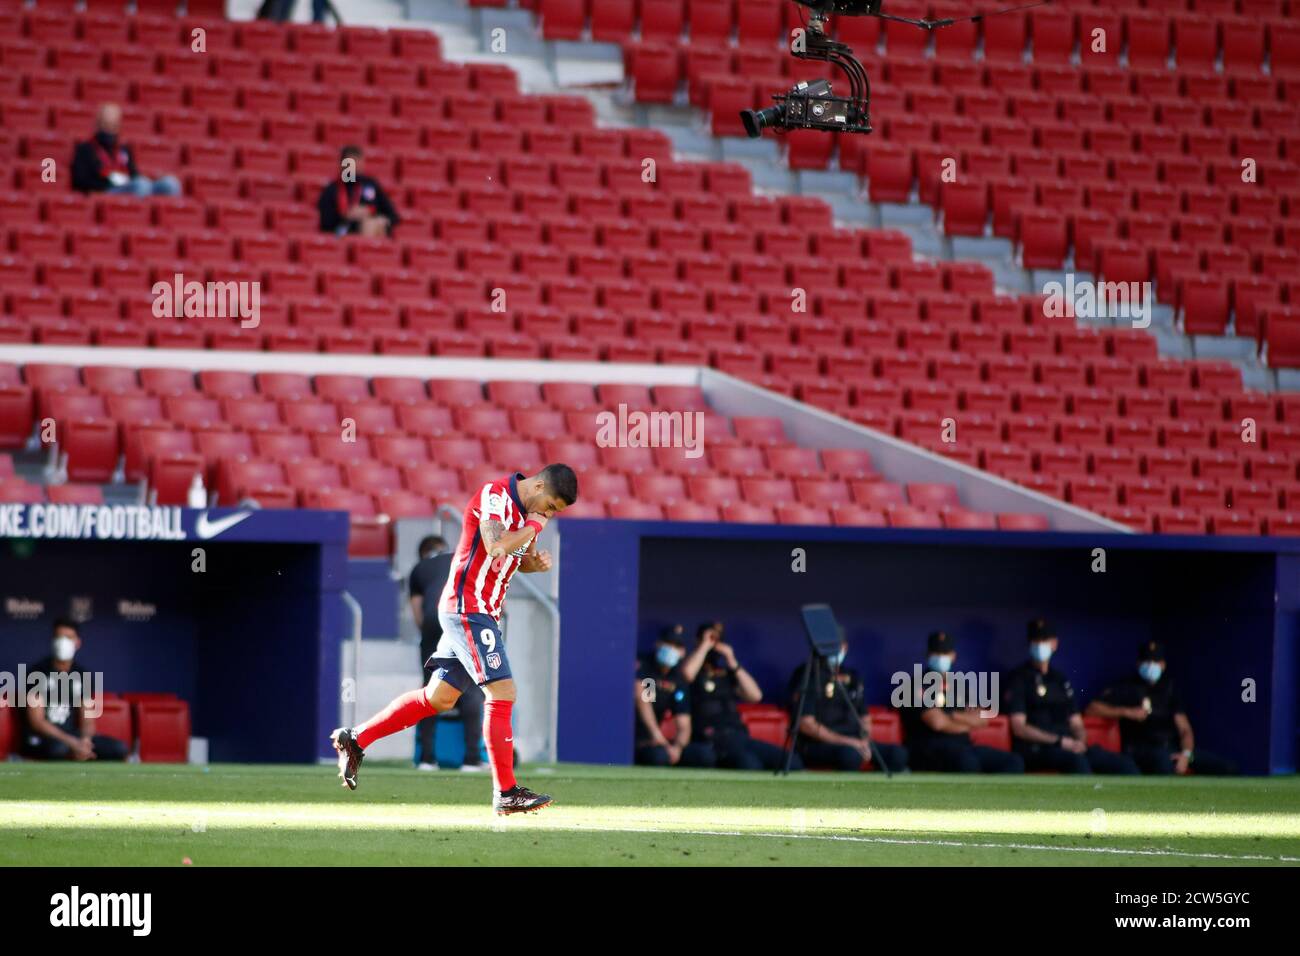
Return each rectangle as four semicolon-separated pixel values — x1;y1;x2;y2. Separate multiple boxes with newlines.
0;505;349;762
557;521;1300;775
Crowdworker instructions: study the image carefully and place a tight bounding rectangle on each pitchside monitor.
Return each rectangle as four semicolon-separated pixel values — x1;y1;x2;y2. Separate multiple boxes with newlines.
801;604;844;658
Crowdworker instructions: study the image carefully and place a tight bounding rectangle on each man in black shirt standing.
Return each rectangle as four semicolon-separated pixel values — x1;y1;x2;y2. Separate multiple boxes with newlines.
634;624;713;767
1087;641;1237;775
787;631;908;772
408;535;484;772
1004;619;1139;774
682;621;801;770
317;145;401;237
21;618;128;761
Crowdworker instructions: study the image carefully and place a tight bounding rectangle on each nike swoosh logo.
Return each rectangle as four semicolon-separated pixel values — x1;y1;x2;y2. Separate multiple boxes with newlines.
505;737;513;742
195;511;253;540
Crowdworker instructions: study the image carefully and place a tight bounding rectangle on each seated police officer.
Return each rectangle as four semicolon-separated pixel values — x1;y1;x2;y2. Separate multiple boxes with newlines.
902;631;1023;774
681;621;801;771
21;618;128;762
1087;641;1237;776
634;625;712;767
787;630;908;773
1005;619;1139;775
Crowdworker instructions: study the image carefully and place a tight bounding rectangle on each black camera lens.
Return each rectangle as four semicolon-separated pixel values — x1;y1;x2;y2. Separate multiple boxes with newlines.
740;104;785;139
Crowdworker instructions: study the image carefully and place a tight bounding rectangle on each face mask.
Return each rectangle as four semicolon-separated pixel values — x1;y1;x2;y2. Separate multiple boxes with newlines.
52;636;77;662
655;645;682;669
827;650;846;669
1029;642;1053;663
927;654;953;673
1138;662;1163;684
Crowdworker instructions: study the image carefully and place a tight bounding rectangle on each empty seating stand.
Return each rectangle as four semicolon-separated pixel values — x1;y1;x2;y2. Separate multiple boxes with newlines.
0;361;1046;553
0;9;1295;540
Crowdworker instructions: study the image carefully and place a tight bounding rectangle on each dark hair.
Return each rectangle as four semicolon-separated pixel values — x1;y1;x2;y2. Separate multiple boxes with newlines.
659;624;685;646
418;535;447;559
52;617;79;637
539;463;578;505
339;144;364;161
695;620;722;641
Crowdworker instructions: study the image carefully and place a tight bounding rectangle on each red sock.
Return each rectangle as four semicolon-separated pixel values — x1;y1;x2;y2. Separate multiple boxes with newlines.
356;689;435;750
483;699;516;792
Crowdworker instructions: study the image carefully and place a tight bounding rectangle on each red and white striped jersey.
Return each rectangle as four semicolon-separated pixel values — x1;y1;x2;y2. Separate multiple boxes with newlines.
439;473;529;621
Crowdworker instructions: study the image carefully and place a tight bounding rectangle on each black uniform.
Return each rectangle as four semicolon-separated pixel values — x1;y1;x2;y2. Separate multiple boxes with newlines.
787;659;908;772
902;670;1024;773
20;656;128;761
691;658;801;770
1004;662;1138;774
634;660;712;767
317;176;401;235
1094;673;1236;775
408;552;483;767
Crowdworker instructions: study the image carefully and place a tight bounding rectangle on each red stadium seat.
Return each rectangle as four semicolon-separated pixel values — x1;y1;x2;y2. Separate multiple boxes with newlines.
1083;715;1120;753
95;698;134;751
134;699;190;763
737;703;788;747
968;715;1012;751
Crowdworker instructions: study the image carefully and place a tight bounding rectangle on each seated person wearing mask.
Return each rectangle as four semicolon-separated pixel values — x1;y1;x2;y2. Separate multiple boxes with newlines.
21;618;128;762
787;629;908;772
682;621;801;771
634;625;712;767
901;631;1023;774
1087;641;1237;776
1004;619;1139;774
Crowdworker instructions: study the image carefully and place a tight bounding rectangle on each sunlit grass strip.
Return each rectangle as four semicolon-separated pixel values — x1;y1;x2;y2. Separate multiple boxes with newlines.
2;800;1298;841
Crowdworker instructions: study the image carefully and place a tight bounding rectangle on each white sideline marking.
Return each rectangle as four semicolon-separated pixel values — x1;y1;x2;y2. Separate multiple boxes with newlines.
627;827;1300;863
3;801;1297;863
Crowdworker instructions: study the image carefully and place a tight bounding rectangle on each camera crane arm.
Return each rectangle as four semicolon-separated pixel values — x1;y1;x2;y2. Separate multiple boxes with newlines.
742;1;1055;138
863;0;1053;30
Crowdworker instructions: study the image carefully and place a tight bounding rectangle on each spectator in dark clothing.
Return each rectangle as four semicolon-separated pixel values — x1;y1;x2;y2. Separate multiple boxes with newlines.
787;632;909;773
681;621;801;771
409;535;485;772
1004;618;1139;775
21;618;128;762
1087;640;1237;776
900;631;1024;774
257;0;339;24
634;624;714;767
317;145;400;237
71;103;181;197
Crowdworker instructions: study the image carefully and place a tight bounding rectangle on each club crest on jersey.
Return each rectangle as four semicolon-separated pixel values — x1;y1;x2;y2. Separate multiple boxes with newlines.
486;653;502;669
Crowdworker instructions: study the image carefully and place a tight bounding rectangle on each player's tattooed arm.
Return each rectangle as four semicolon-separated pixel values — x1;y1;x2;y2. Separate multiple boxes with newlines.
480;517;542;559
481;519;507;548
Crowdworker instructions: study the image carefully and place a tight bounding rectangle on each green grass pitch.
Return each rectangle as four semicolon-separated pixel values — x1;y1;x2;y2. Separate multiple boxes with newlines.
1;762;1298;866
